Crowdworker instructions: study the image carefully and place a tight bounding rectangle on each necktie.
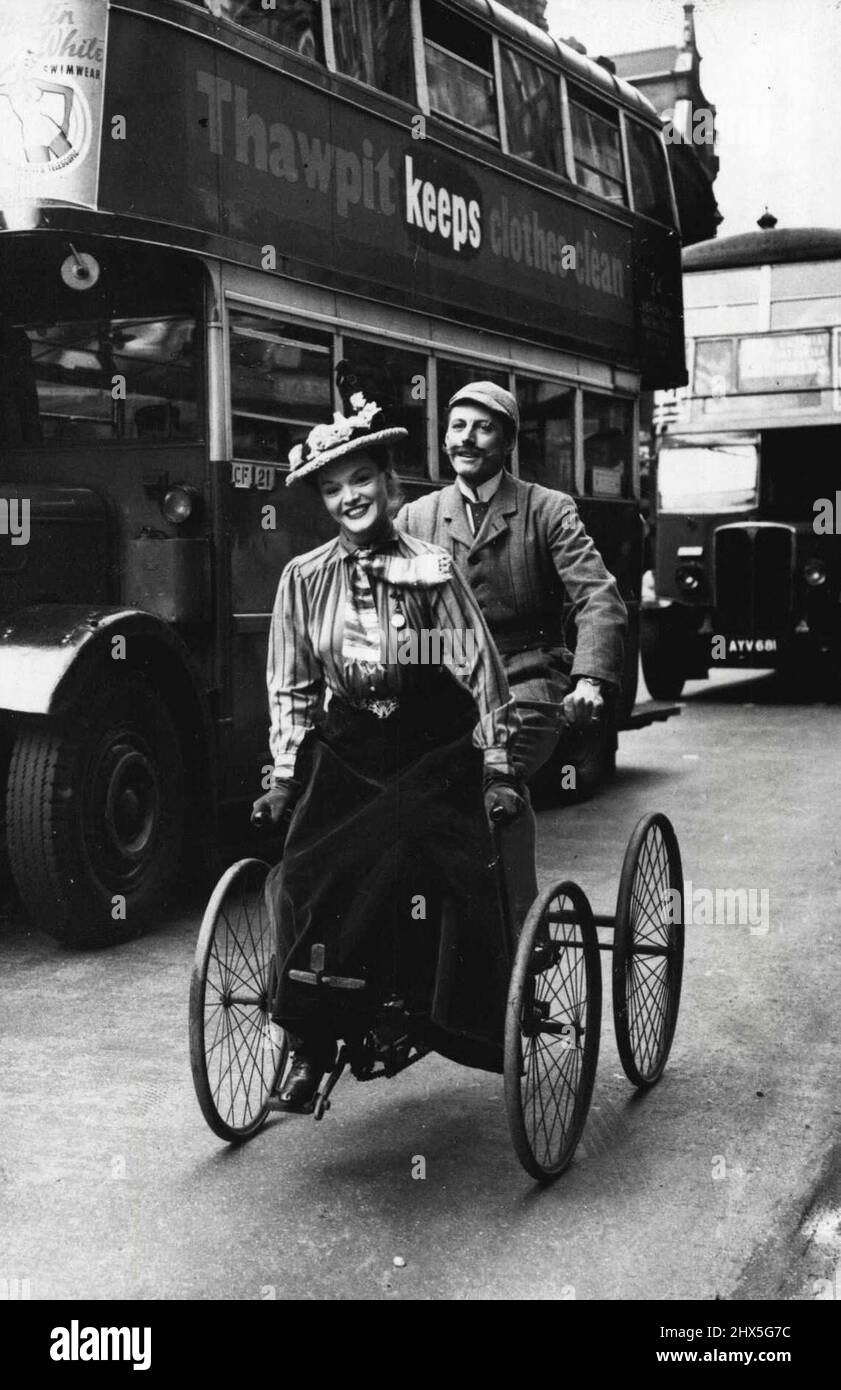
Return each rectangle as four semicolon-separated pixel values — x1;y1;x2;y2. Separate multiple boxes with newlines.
467;498;489;535
342;549;385;667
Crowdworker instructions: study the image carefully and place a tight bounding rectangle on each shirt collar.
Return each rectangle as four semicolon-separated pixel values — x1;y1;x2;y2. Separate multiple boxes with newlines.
338;521;399;560
456;470;504;505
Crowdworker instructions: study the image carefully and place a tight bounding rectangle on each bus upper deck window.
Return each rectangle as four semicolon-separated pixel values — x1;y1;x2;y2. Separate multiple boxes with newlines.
568;88;626;205
331;0;414;102
626;120;675;226
422;0;498;141
500;49;564;175
206;0;324;62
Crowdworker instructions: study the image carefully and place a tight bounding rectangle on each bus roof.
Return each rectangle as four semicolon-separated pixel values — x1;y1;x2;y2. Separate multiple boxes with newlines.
683;226;841;271
455;0;662;123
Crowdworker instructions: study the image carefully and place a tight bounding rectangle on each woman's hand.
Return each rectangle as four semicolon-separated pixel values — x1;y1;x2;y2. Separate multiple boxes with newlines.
251;787;295;827
484;773;527;826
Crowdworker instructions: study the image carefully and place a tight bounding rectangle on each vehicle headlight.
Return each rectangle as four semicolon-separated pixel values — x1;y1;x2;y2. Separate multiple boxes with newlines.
675;564;704;594
162;485;200;525
803;559;827;587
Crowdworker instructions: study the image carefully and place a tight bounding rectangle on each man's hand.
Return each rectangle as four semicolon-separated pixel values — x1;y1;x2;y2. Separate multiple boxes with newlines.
562;677;605;730
484;773;527;827
251;787;295;827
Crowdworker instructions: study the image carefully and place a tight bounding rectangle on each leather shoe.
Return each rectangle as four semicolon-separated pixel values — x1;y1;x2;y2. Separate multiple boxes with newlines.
273;1051;329;1111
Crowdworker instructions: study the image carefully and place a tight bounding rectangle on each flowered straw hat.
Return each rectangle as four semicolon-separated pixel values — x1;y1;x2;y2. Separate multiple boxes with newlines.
286;393;408;486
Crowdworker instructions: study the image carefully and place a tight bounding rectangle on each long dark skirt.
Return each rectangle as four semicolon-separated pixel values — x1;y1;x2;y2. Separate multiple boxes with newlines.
266;679;511;1073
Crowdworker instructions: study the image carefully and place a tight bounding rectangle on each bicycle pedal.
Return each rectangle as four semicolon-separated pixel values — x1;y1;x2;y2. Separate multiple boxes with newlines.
266;1095;317;1115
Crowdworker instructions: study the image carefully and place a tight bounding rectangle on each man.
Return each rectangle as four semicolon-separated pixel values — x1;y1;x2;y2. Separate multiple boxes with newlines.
396;380;628;926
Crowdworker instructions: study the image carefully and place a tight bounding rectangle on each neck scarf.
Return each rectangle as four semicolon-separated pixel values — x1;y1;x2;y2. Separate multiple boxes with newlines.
341;542;454;670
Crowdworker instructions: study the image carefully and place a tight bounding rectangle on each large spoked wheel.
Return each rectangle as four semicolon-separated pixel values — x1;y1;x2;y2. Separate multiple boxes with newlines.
505;880;602;1181
612;812;684;1088
189;858;287;1142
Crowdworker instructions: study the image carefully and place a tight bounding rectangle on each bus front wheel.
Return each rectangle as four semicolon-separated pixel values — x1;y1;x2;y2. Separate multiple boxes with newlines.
6;676;185;946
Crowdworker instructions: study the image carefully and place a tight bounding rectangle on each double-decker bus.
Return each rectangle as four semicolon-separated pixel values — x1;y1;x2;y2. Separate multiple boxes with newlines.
645;225;841;699
0;0;685;944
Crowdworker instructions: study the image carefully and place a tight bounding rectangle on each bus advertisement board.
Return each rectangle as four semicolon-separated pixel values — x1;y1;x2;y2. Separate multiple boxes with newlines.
97;8;683;385
0;0;108;215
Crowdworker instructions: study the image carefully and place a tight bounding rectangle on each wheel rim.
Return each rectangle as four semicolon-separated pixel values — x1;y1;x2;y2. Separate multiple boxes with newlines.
618;816;683;1083
84;725;163;889
200;862;284;1135
509;883;600;1177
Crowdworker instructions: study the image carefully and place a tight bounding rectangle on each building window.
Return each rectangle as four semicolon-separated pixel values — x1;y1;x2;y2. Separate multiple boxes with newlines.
330;0;414;102
422;0;498;141
693;338;734;396
340;338;427;476
568;88;626;204
500;48;564;174
203;1;324;61
436;359;510;476
516;378;574;490
229;313;332;464
626;120;674;225
582;394;633;498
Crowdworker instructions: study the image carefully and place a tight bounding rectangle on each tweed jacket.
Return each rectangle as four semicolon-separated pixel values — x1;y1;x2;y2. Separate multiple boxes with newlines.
396;471;627;698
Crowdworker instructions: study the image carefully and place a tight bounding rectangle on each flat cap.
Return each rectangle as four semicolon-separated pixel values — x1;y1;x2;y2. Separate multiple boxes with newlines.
447;380;520;431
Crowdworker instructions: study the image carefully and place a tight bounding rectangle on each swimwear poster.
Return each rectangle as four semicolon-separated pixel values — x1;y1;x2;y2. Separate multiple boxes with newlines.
0;0;108;214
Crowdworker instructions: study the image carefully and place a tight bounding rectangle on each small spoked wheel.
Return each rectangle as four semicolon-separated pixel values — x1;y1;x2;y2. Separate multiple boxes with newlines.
189;859;287;1142
612;813;684;1089
504;880;601;1181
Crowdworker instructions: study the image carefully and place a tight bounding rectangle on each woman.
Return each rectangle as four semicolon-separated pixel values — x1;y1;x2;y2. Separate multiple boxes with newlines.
252;395;526;1111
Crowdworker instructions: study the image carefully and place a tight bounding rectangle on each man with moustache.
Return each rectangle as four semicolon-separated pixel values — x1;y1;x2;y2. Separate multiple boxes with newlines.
396;381;627;928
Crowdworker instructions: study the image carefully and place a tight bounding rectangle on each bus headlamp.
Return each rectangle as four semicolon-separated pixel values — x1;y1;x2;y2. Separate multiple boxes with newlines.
803;560;827;587
162;486;199;525
675;564;704;594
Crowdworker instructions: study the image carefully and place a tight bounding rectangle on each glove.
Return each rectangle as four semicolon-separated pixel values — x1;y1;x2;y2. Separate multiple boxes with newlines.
251;782;299;827
483;772;527;827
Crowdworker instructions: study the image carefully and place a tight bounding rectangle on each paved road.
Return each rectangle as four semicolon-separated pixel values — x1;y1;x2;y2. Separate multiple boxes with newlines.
2;668;839;1301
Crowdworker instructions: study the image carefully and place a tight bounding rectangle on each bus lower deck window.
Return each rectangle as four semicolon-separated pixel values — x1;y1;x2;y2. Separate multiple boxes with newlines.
583;394;633;498
341;338;428;477
516;379;574;491
229;313;332;465
2;316;201;446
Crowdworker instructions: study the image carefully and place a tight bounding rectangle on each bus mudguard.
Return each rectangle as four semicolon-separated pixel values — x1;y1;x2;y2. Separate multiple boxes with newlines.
0;604;215;751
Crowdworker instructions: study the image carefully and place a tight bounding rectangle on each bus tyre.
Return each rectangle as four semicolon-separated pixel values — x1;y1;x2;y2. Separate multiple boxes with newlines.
6;677;185;946
640;609;686;701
